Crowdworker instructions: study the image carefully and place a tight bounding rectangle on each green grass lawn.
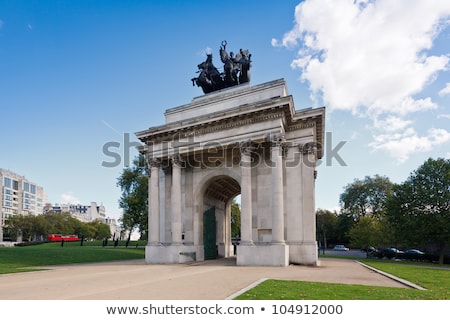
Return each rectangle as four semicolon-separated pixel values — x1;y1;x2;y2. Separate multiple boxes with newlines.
236;259;450;300
0;241;145;274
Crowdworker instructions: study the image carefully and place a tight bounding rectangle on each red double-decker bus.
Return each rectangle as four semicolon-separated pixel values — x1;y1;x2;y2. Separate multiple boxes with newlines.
47;234;79;242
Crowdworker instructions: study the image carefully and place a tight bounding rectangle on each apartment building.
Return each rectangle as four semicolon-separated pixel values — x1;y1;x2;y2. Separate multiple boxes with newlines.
0;169;47;241
44;201;106;222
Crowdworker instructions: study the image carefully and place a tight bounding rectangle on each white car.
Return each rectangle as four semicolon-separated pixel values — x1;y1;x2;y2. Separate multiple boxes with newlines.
333;245;349;251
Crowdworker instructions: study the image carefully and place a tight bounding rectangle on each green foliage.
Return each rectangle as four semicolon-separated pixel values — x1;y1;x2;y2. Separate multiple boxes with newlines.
335;214;353;244
231;199;241;238
86;220;111;240
3;211;111;241
117;154;148;238
348;216;382;254
316;209;338;247
385;157;450;264
340;174;393;220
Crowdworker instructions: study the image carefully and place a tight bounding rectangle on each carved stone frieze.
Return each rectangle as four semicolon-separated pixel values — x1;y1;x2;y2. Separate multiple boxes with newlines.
286;119;316;131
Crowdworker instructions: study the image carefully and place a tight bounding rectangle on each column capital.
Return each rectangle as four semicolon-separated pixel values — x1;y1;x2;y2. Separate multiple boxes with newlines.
270;134;285;148
299;142;317;155
239;140;254;156
171;154;185;167
147;157;162;168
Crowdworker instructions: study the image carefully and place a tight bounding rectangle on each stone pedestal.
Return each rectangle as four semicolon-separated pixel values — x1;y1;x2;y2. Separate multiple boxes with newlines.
288;242;319;266
146;244;198;264
237;244;289;266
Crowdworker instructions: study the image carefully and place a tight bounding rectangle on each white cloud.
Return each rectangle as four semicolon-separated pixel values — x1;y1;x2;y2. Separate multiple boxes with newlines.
369;127;450;163
61;192;81;204
439;83;450;96
373;116;413;132
438;113;450;119
275;0;450;114
274;0;450;161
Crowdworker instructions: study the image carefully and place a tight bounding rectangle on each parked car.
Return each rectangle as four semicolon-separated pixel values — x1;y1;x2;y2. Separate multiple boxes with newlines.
404;249;424;255
403;249;425;260
361;246;377;253
333;244;349;251
378;247;404;259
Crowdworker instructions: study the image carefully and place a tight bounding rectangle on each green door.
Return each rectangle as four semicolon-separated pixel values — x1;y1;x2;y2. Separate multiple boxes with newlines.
203;206;217;260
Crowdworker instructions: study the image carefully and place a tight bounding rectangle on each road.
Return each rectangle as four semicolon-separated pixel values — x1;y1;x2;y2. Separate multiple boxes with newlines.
322;249;369;258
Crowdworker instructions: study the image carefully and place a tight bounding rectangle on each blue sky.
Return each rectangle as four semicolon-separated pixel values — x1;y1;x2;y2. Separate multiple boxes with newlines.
1;0;449;222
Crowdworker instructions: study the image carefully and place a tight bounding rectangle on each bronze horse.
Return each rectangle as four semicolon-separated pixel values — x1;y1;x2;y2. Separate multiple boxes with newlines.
191;54;223;94
192;41;251;94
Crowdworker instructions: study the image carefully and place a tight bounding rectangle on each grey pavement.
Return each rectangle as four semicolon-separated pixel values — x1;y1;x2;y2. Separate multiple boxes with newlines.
0;258;413;300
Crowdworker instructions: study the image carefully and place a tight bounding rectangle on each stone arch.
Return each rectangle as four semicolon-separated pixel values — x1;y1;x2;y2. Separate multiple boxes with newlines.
138;79;325;266
193;169;241;260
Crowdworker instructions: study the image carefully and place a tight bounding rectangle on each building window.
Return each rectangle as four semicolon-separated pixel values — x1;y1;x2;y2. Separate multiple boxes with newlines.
30;184;36;194
4;177;11;188
12;180;19;190
23;182;29;192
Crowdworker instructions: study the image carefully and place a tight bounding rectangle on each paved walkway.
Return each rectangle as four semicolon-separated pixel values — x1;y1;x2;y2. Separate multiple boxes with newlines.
0;258;412;300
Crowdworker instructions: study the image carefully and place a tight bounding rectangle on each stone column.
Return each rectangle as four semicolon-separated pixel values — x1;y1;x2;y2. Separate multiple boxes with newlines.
171;155;183;245
271;136;285;244
301;143;317;242
285;144;303;244
148;158;161;245
240;142;254;246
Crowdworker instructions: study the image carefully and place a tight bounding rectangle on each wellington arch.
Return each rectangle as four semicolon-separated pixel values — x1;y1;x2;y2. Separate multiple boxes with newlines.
135;79;325;266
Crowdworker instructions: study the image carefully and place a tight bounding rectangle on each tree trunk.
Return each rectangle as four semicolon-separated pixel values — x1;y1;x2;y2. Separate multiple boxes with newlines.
438;243;445;265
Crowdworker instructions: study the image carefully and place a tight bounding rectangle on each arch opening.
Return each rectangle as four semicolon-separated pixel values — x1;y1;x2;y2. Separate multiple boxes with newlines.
202;175;241;260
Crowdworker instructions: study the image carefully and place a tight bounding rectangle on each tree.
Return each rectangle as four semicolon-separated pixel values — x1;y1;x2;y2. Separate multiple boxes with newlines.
340;175;393;221
3;211;109;241
86;220;111;240
42;212;80;235
335;213;353;244
230;199;241;238
386;158;450;264
3;214;36;241
316;209;338;249
348;216;382;257
117;155;148;239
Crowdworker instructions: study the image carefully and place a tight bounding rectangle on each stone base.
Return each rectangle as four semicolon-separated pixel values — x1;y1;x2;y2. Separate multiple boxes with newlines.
236;244;289;266
145;244;198;264
288;242;319;266
218;243;235;258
